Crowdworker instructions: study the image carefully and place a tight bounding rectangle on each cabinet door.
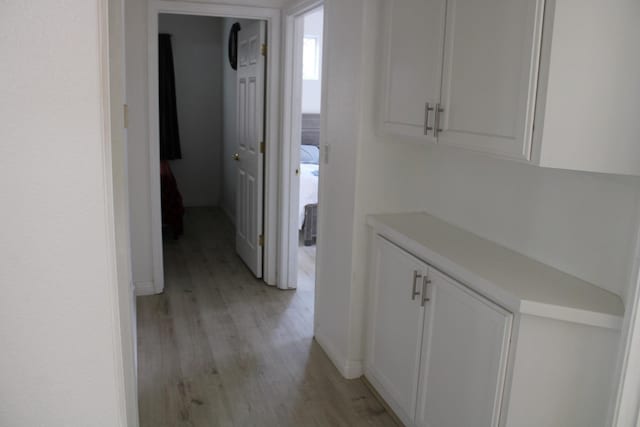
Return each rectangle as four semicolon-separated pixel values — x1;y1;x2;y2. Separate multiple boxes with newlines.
437;0;544;160
380;0;447;142
416;269;512;427
366;236;428;426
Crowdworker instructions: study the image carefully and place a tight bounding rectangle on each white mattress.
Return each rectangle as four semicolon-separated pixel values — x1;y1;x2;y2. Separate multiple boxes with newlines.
299;163;319;229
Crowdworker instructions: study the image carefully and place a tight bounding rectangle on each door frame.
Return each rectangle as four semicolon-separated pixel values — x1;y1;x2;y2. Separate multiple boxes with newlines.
104;0;139;423
612;198;640;427
147;1;281;292
279;0;325;289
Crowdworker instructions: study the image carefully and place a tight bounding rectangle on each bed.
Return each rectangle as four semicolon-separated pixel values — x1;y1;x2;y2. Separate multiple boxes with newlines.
299;114;320;246
299;146;319;226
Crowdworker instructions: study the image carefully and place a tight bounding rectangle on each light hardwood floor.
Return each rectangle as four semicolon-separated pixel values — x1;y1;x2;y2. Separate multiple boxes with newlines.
137;207;396;426
297;232;316;291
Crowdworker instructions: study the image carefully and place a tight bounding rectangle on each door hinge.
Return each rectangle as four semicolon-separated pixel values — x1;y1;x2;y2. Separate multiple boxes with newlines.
260;141;265;154
261;43;267;56
124;104;129;129
258;234;264;247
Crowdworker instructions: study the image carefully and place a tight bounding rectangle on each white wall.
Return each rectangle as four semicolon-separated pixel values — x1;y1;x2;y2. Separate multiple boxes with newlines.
0;1;129;425
159;14;224;207
312;0;364;377
311;0;640;378
301;7;323;114
126;0;288;290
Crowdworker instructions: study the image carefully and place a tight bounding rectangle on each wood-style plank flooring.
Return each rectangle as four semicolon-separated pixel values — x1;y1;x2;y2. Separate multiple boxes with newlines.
297;233;316;291
137;207;396;426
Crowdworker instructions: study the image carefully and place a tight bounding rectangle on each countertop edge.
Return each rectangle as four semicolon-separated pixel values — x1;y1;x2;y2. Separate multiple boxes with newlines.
367;214;623;331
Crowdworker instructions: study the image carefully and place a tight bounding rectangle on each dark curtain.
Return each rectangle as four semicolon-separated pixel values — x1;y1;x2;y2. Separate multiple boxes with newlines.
158;33;181;160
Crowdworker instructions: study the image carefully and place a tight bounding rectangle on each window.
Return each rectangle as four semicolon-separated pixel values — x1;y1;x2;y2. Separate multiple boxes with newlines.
302;36;320;80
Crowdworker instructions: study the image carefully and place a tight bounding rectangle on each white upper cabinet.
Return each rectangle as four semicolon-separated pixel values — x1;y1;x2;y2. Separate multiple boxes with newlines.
532;0;640;175
380;0;447;142
380;0;640;175
437;0;543;161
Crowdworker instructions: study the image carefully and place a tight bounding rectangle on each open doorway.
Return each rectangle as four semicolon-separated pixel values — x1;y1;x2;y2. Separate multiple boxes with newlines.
146;3;282;294
295;7;324;291
152;11;269;285
282;5;325;292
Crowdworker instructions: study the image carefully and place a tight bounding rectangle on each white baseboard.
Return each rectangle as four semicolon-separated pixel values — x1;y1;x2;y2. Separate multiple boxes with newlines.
134;281;157;296
344;358;364;379
314;330;363;379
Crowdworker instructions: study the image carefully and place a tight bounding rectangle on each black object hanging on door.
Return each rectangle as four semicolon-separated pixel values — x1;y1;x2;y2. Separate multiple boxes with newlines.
228;23;241;70
158;33;181;161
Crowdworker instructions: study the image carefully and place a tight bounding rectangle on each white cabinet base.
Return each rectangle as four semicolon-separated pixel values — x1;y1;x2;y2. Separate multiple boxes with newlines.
505;315;619;427
415;268;512;427
366;236;428;425
365;213;623;427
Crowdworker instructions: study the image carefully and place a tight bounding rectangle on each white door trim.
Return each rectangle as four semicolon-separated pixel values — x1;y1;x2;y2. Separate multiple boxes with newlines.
102;0;138;424
613;196;640;427
279;0;324;289
147;1;281;293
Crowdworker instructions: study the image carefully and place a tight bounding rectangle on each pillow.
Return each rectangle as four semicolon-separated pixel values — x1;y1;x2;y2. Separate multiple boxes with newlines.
300;144;320;164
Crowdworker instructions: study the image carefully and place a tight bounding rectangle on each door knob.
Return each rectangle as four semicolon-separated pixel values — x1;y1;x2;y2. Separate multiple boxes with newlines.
233;153;240;161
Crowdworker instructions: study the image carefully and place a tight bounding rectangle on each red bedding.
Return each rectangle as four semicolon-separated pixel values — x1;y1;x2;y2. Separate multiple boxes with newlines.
160;160;184;238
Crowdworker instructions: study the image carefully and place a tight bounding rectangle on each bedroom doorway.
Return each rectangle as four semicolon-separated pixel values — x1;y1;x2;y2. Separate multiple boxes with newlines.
146;2;282;294
283;4;324;290
297;7;323;291
155;12;266;279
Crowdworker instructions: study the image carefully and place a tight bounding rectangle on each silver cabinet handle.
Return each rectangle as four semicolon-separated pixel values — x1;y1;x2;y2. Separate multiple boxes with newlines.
424;103;434;136
411;270;422;300
433;104;444;138
421;275;432;306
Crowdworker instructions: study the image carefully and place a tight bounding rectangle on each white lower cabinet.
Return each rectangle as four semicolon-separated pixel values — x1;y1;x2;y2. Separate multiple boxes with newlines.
367;236;511;427
415;269;511;427
367;236;428;424
365;225;620;427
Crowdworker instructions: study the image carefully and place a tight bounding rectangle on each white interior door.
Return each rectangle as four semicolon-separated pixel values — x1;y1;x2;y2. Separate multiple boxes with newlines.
235;20;266;278
286;15;305;289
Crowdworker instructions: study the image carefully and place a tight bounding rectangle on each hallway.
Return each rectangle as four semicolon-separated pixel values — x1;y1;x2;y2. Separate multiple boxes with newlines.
136;208;395;426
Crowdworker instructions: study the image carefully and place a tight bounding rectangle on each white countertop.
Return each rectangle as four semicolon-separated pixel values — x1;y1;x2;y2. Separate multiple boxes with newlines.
367;213;624;330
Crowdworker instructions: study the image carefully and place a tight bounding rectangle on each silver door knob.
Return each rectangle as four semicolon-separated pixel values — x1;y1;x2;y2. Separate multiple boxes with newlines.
233;153;240;161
